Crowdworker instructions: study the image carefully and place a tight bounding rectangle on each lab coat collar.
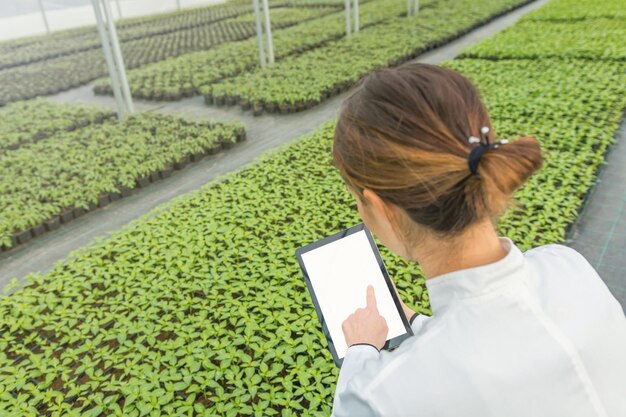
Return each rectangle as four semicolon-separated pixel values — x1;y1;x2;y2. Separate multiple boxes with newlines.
425;237;526;314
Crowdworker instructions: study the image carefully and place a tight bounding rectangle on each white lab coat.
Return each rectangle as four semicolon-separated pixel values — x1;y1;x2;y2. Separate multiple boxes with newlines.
331;238;626;417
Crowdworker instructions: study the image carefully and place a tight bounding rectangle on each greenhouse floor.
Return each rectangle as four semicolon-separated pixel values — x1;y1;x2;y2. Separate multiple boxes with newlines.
567;116;626;311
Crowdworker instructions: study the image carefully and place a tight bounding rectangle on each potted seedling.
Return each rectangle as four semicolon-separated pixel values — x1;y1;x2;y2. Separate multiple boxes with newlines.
174;154;191;170
206;139;222;155
31;222;46;237
252;102;263;116
161;164;174;178
239;99;251;110
265;102;277;113
220;134;237;150
43;215;61;232
15;228;34;244
73;205;87;219
109;190;122;202
97;193;111;208
135;175;150;188
149;170;162;182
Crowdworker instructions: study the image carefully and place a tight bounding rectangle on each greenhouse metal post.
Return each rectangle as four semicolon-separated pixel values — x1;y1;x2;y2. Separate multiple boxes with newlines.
102;0;134;115
177;0;182;10
353;0;359;32
115;0;123;19
413;0;419;14
261;0;275;64
37;0;50;34
345;0;352;37
252;0;266;68
92;0;124;119
407;0;412;16
92;0;134;120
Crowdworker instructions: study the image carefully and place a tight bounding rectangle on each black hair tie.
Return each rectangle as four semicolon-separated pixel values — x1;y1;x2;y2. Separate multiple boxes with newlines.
467;126;509;177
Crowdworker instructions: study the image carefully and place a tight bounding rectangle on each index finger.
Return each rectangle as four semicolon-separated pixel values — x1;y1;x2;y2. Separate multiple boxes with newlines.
366;285;377;310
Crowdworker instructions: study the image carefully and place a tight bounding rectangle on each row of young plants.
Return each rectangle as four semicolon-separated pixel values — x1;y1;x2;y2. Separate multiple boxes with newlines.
92;0;412;100
458;18;626;61
0;0;345;71
443;59;626;243
0;6;337;106
228;6;338;24
2;1;625;415
0;2;256;70
229;0;348;5
450;0;626;240
202;0;533;114
0;99;115;151
520;0;625;20
0;111;246;250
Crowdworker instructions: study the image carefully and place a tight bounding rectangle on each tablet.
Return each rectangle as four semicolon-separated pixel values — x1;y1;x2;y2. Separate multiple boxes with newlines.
296;224;413;367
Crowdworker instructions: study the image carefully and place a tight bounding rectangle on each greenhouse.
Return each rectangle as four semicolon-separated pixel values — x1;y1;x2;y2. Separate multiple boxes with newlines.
1;0;625;416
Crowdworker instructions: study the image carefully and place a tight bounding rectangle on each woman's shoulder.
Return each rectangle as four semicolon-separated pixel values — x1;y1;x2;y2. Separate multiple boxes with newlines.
524;242;587;260
520;241;622;317
522;242;597;279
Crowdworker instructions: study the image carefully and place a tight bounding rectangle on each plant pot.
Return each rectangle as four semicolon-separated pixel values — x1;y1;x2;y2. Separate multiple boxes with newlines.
88;201;98;212
265;103;277;113
220;140;235;150
73;207;86;219
239;99;251;111
150;171;161;183
32;223;46;237
60;210;74;224
16;229;33;245
175;155;190;170
161;166;174;178
98;194;110;208
279;104;290;114
44;216;61;232
3;235;18;251
136;176;150;188
109;192;122;202
191;151;204;162
120;186;133;198
252;103;263;116
204;95;213;105
236;130;246;142
206;143;222;155
164;91;177;101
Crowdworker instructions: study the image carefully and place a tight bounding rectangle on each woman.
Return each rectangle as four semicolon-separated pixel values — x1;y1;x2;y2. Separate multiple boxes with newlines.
331;63;626;417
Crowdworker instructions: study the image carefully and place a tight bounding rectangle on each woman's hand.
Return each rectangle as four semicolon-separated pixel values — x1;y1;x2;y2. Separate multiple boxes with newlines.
342;285;389;351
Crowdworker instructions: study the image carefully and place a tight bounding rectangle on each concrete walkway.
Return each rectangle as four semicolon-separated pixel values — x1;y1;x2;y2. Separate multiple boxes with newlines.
0;0;549;286
567;116;626;311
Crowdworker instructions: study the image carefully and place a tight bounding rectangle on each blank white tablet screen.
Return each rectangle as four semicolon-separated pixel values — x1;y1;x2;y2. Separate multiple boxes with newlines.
301;230;406;359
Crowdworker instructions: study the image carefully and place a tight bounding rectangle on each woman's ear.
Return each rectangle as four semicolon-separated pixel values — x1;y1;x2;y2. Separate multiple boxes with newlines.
361;187;401;237
362;189;392;223
359;189;414;260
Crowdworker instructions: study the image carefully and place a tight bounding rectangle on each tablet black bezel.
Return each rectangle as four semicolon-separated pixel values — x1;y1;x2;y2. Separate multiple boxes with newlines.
295;223;414;368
